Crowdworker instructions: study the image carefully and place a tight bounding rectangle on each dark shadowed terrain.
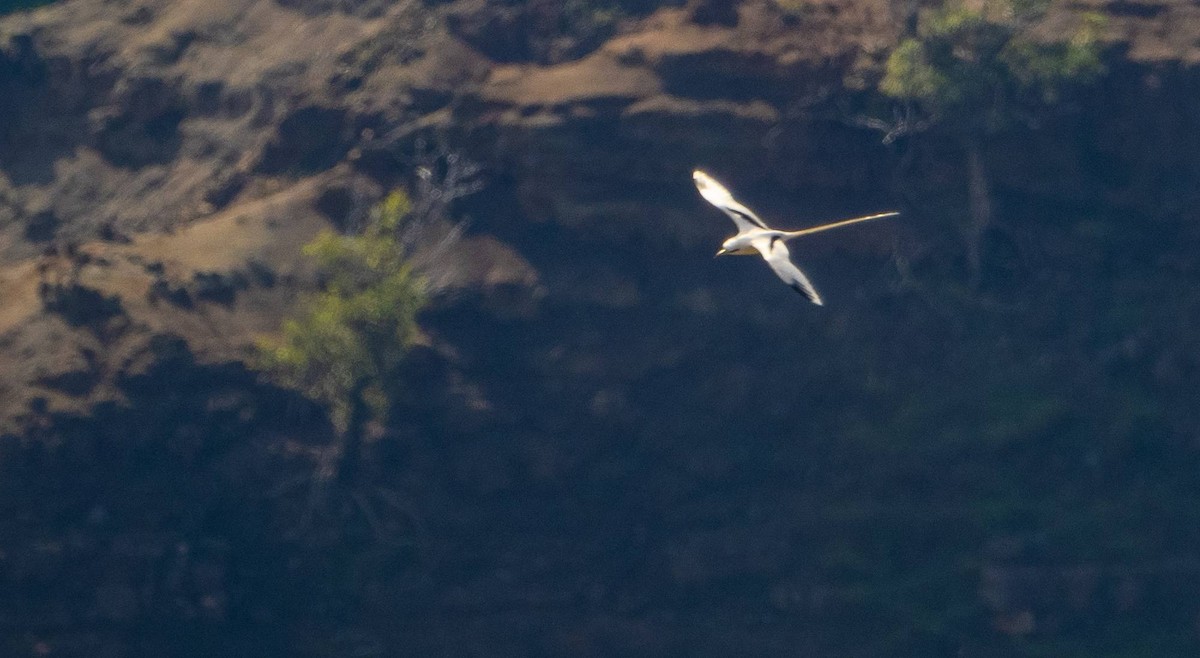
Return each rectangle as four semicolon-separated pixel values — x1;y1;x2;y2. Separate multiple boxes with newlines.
3;0;1200;655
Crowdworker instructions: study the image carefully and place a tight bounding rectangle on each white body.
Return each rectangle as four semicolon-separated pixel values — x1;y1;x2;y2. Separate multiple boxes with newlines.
693;169;899;305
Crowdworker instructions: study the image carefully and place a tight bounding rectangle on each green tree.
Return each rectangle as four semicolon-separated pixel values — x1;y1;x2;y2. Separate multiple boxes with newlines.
879;0;1104;287
258;190;425;482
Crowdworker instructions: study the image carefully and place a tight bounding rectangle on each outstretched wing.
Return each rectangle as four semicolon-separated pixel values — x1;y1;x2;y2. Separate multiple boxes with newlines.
751;235;823;305
693;170;769;234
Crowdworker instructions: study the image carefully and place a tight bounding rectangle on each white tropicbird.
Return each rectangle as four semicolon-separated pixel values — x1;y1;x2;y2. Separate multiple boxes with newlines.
693;169;899;305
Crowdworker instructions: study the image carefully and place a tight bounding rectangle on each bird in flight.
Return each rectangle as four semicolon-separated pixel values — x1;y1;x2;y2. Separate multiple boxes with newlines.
693;169;898;305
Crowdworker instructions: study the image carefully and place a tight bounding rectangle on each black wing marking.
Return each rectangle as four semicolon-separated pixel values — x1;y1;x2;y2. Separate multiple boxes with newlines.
693;170;769;232
753;235;823;305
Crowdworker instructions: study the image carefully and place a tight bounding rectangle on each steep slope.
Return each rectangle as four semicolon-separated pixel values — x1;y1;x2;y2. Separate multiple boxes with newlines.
2;0;1200;656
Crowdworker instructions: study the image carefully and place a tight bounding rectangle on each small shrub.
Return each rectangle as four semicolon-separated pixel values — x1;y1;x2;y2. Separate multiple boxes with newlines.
257;191;425;437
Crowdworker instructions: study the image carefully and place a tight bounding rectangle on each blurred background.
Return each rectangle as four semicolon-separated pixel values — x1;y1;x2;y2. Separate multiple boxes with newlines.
2;0;1200;655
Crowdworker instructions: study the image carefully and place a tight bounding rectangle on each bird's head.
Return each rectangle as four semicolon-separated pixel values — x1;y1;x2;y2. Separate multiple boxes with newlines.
716;236;742;257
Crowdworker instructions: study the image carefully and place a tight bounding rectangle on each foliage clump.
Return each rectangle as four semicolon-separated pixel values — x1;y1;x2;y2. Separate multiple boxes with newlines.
258;143;479;546
258;191;425;441
880;0;1105;131
872;0;1106;289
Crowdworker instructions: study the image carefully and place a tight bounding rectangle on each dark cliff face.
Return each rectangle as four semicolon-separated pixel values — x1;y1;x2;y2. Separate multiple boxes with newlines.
3;0;1200;656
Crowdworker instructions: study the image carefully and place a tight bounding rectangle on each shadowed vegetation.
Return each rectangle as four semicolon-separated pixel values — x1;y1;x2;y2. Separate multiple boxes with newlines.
881;0;1105;129
877;0;1105;288
257;191;425;479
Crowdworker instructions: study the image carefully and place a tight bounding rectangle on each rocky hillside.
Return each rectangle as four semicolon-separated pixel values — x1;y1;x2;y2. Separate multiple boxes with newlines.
3;0;1200;655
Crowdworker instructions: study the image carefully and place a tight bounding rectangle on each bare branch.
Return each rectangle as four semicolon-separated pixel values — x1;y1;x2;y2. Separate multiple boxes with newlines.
846;105;929;144
395;135;485;289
